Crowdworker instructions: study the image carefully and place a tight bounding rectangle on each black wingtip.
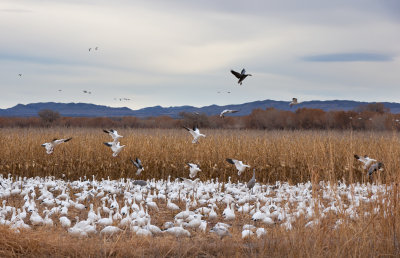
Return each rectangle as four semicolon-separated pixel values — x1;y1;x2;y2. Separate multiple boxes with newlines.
226;158;234;164
103;142;111;147
103;129;109;133
64;138;72;142
354;154;359;160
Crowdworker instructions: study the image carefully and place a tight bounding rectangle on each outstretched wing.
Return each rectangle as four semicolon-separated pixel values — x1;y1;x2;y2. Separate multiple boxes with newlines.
130;157;139;168
241;68;246;75
231;70;241;79
226;158;235;165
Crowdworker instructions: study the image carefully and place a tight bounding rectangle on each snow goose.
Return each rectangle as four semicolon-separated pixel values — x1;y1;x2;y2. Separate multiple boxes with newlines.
60;216;71;228
163;223;191;237
43;211;53;226
136;227;152;237
41;138;72;154
210;224;231;238
101;226;121;235
208;206;218;219
146;218;162;235
178;177;200;188
184;214;202;229
231;68;252;85
222;203;235;221
354;155;377;169
103;129;123;141
130;157;144;175
30;211;44;225
167;198;180;211
242;229;254;238
188;163;201;178
97;210;113;226
256;228;266;238
220;109;239;118
183;126;206;143
226;158;250;176
104;141;125;157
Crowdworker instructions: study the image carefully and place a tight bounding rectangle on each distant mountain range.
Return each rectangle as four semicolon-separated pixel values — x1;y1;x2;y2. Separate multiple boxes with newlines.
1;100;400;118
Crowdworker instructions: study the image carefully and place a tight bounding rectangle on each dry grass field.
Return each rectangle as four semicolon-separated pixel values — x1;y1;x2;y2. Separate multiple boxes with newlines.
1;128;399;183
0;128;399;257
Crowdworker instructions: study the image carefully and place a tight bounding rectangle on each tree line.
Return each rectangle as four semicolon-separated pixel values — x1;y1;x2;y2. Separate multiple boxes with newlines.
0;103;399;130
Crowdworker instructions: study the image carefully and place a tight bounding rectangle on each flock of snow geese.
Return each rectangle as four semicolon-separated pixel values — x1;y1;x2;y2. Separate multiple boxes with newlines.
0;173;391;239
6;69;387;239
0;124;378;239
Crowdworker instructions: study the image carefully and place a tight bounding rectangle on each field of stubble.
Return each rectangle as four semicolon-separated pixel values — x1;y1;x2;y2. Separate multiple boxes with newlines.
0;128;399;257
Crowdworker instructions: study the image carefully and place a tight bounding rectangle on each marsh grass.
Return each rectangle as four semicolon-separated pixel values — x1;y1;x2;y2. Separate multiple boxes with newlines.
0;128;399;257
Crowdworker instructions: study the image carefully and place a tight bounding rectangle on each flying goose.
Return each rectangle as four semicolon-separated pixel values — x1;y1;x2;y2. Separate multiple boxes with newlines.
220;109;239;118
188;163;201;178
41;138;72;154
178;177;200;188
183;126;206;143
289;98;300;107
104;141;125;157
231;68;252;85
226;158;250;176
354;155;377;169
103;129;123;141
130;157;144;175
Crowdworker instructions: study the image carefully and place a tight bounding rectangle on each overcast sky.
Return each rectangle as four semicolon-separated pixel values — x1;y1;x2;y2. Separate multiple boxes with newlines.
1;0;399;110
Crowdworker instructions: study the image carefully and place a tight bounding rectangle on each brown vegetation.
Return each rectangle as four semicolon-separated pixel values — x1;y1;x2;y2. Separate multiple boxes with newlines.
1;104;400;131
0;128;399;257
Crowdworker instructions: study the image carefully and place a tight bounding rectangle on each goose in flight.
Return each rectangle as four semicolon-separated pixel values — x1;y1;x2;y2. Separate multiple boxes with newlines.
220;109;239;118
188;163;201;178
41;138;72;154
354;155;377;169
103;129;123;141
178;177;200;188
231;68;252;85
104;141;125;157
289;98;300;107
130;157;144;175
226;158;250;176
18;74;22;77
183;126;205;143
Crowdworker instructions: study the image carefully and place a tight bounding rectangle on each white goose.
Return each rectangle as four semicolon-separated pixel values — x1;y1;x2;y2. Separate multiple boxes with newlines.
183;126;206;143
220;109;239;118
41;138;72;154
226;158;250;176
104;141;125;157
103;129;123;141
188;163;201;178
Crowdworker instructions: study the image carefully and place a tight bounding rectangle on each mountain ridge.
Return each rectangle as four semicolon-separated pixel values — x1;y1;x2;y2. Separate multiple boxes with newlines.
1;100;399;118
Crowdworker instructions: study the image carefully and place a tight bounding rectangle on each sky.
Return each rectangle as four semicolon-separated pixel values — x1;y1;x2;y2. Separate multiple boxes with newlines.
1;0;399;110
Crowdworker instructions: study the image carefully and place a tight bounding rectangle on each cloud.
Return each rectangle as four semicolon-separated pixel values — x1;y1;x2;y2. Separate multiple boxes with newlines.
302;53;394;62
